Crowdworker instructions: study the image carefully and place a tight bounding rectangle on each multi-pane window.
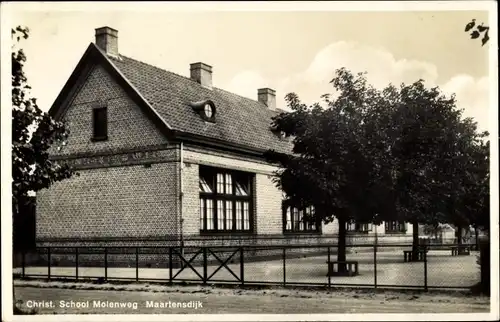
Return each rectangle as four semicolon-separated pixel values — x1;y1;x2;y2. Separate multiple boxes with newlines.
199;166;253;232
346;222;373;233
385;221;406;233
92;105;108;141
283;203;320;233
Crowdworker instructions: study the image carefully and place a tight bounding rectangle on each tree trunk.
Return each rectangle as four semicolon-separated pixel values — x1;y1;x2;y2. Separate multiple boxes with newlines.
337;217;347;273
457;225;463;245
13;202;18;312
412;220;420;260
475;226;479;249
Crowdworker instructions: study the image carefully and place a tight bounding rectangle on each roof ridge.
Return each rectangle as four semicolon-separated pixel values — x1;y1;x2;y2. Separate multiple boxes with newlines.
116;54;198;85
111;53;280;112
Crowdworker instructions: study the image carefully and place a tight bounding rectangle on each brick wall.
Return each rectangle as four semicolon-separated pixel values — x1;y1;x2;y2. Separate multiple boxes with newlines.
255;173;283;235
38;61;180;244
36;162;179;241
181;162;199;237
181;162;285;237
182;147;284;239
50;64;168;157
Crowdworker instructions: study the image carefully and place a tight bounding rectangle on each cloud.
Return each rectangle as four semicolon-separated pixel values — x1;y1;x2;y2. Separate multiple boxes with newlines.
225;41;489;131
441;75;489;132
304;41;439;89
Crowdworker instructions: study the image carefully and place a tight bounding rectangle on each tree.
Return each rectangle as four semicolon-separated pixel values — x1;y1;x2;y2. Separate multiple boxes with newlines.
438;118;489;245
266;68;489;265
465;19;490;46
384;80;483;256
265;69;396;272
459;138;490;235
12;26;75;211
366;79;488;254
462;18;491;236
11;26;75;312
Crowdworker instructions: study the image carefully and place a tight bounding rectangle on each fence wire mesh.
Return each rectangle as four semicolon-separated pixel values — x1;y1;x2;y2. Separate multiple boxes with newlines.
13;242;481;290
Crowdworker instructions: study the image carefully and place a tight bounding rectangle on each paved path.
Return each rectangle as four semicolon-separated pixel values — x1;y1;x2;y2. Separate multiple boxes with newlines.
14;250;480;289
14;284;490;314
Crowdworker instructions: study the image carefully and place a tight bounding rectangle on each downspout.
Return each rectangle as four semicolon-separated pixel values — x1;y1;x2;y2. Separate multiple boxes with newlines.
179;142;184;255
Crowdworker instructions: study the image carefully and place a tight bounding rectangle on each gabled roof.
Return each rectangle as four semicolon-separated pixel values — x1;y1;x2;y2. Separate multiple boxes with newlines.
50;43;293;156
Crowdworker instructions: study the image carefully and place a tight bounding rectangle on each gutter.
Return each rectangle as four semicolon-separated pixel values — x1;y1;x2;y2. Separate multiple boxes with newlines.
172;130;269;158
179;142;184;254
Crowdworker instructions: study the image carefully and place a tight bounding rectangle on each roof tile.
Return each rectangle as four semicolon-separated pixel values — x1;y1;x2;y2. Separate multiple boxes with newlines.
107;55;292;154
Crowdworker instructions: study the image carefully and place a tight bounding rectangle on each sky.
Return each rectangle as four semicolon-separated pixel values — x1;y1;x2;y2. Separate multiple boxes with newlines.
4;2;494;132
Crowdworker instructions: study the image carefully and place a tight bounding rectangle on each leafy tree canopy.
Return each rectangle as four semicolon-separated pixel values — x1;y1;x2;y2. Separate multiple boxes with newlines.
12;26;75;208
265;68;395;226
265;68;489;234
465;19;490;46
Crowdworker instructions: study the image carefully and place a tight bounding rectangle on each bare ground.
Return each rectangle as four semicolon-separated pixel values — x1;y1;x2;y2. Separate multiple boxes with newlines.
13;250;481;288
13;280;490;314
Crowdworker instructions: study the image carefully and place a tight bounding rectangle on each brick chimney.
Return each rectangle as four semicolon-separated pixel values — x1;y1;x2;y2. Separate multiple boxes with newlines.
258;88;276;110
95;27;119;58
190;62;213;89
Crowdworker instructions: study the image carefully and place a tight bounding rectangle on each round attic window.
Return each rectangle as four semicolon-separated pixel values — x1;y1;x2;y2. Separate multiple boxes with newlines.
204;103;213;119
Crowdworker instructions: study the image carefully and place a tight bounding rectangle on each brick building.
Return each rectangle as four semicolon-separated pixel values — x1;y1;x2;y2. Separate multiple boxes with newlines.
36;26;415;252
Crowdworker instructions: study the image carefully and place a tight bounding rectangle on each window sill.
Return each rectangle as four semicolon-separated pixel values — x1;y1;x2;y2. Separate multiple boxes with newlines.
347;231;371;234
384;231;407;235
283;231;322;236
91;136;108;142
199;231;255;236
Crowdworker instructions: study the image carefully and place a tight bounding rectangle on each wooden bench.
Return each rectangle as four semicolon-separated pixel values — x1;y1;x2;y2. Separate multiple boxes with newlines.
403;249;427;262
326;261;359;277
451;245;470;256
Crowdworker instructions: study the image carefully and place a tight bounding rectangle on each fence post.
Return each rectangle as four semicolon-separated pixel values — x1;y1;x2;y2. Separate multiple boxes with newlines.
203;247;208;285
373;244;377;289
75;247;79;281
47;247;51;281
283;248;286;287
21;248;26;278
240;247;245;286
424;245;428;291
104;248;108;281
327;247;331;288
169;247;173;284
135;247;139;282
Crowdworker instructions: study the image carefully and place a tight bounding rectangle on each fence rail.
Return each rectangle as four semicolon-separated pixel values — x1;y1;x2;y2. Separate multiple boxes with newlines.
13;243;481;291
